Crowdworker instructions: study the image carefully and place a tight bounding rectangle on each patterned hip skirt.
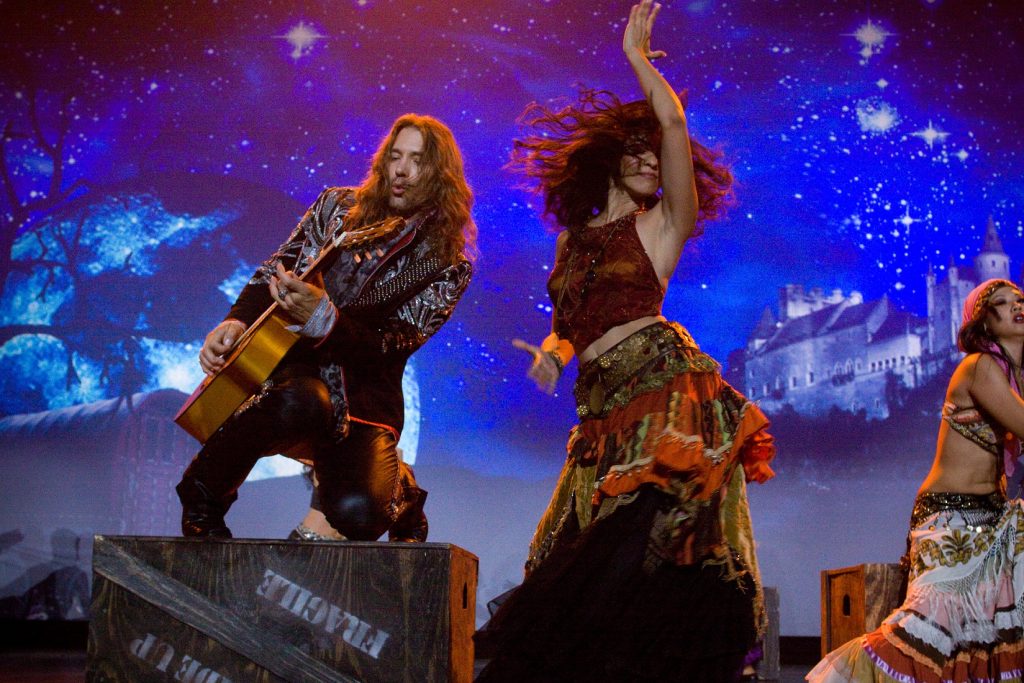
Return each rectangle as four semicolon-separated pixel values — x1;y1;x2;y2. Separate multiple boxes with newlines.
476;321;776;682
529;321;774;575
808;491;1024;683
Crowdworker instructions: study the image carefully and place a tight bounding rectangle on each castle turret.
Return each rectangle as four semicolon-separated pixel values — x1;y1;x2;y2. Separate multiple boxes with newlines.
779;284;845;322
924;215;1013;358
974;216;1010;282
748;307;778;352
926;263;938;354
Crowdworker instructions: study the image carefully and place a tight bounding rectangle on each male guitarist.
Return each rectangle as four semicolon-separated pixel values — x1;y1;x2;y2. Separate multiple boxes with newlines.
176;114;475;541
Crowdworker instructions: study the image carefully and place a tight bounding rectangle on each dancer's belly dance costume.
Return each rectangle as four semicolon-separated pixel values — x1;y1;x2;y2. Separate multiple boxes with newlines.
477;212;775;682
808;403;1024;682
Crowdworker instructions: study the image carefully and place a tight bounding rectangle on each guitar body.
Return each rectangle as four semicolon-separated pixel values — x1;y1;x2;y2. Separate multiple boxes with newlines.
174;308;301;443
173;214;407;444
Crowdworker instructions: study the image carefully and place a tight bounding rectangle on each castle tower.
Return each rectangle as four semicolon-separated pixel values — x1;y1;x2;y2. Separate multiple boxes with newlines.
748;307;778;353
926;263;938;353
778;285;844;322
924;217;1012;358
974;216;1010;282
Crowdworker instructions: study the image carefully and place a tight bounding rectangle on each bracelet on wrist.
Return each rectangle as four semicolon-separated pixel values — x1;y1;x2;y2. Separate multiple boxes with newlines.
546;350;565;376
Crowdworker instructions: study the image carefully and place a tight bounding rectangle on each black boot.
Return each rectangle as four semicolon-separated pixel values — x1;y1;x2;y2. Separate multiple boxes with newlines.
175;370;335;539
176;476;236;538
389;463;429;542
175;419;262;538
176;427;254;538
388;487;428;542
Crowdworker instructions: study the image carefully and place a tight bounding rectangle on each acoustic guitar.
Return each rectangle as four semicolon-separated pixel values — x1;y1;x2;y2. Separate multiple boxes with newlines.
174;218;401;443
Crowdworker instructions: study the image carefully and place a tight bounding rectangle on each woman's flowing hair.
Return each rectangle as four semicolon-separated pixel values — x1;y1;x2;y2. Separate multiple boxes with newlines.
959;278;1021;356
507;89;734;231
348;114;477;262
960;305;998;356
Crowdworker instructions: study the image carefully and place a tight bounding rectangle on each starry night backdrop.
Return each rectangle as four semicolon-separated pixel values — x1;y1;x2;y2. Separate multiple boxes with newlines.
0;0;1021;636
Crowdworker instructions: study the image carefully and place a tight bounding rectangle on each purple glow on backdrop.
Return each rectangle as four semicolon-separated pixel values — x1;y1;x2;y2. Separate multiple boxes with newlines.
0;0;1021;634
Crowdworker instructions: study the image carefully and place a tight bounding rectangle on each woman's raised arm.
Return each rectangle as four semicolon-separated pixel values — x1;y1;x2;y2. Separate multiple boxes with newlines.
623;1;698;251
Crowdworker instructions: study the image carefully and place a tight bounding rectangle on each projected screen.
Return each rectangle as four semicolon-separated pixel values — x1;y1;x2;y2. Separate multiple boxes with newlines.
0;0;1021;635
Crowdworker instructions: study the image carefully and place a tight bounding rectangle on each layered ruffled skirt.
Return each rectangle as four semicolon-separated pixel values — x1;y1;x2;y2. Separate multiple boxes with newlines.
808;492;1024;683
477;322;775;682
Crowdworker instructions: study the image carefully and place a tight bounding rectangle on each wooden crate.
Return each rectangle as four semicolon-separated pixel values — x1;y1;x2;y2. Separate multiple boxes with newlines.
87;536;477;682
820;563;903;656
757;586;780;681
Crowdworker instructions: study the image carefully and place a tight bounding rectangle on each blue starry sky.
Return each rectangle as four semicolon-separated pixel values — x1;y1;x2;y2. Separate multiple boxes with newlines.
1;0;1022;476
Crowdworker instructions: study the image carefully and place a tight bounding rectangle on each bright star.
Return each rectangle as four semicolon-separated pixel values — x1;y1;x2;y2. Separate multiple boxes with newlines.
956;149;969;162
856;99;899;134
895;207;920;229
876;78;889;89
844;20;895;63
277;21;326;60
912;121;950;147
853;20;892;47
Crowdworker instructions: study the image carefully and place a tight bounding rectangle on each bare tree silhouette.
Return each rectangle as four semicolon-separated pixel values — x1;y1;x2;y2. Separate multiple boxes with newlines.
1;84;87;286
0;76;167;414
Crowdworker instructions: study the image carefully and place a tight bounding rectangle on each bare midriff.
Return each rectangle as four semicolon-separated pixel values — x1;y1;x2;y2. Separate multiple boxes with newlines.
918;421;1001;496
577;315;668;365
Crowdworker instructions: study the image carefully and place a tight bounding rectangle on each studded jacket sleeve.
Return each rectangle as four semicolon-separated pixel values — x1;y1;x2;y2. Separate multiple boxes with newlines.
318;259;473;361
226;187;354;327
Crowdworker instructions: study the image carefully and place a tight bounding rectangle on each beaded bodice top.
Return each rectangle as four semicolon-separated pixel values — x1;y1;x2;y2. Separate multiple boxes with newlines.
942;401;1001;456
547;212;664;353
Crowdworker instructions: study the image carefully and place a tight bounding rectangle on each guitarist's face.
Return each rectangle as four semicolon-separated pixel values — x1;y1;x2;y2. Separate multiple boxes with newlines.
387;126;426;216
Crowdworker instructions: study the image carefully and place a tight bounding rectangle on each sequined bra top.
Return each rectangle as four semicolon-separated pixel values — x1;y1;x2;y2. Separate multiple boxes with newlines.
942;402;1001;456
547;212;665;353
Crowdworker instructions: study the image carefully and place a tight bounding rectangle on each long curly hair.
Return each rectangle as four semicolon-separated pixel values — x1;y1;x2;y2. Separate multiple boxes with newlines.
348;114;477;263
507;89;734;231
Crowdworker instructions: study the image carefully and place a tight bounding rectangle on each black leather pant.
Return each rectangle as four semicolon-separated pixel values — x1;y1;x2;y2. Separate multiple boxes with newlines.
316;421;400;540
176;362;423;540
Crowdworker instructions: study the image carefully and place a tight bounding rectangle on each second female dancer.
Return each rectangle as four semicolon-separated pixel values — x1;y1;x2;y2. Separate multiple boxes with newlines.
478;2;776;680
809;279;1024;681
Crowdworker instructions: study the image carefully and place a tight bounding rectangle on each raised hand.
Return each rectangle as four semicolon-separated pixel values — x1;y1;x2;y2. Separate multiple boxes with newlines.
512;338;562;395
623;0;667;61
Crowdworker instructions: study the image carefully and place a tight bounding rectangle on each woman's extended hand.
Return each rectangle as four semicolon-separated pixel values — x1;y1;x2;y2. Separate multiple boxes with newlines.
512;338;562;395
623;0;667;61
270;262;326;325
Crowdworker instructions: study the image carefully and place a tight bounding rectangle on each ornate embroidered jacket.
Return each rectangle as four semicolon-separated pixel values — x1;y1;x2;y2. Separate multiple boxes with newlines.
226;186;473;440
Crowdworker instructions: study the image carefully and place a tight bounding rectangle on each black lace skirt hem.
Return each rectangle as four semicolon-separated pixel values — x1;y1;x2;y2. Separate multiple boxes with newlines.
475;486;757;683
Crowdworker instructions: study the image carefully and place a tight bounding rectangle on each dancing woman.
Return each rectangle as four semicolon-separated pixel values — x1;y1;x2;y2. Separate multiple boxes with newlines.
809;279;1024;682
478;2;775;680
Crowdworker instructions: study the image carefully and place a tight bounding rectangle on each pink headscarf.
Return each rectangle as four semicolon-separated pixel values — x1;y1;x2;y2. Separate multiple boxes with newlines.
961;278;1022;476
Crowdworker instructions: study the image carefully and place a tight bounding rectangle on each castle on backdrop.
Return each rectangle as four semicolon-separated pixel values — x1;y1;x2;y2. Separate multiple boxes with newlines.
728;218;1018;419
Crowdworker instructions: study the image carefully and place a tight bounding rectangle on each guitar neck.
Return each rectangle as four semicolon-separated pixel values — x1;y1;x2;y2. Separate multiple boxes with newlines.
233;218;402;345
295;215;402;282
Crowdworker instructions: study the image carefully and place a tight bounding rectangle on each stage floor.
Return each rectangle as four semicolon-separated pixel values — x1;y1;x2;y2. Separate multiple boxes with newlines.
0;651;814;682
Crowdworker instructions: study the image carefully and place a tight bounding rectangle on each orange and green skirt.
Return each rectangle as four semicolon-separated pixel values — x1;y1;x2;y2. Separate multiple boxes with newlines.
476;321;775;682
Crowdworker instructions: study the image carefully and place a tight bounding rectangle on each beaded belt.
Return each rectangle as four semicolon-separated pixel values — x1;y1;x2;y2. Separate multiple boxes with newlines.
910;490;1005;528
573;322;717;419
